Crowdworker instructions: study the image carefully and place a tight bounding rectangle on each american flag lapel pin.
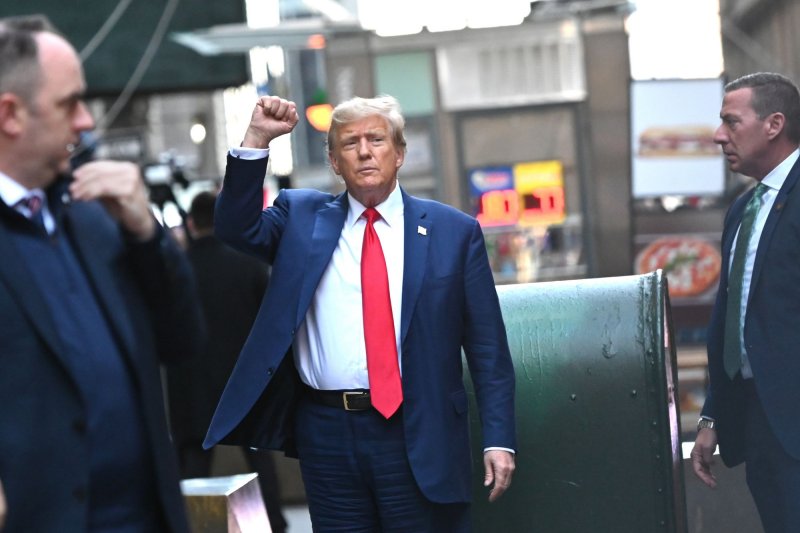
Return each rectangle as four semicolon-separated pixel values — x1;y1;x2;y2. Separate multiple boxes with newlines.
418;225;427;236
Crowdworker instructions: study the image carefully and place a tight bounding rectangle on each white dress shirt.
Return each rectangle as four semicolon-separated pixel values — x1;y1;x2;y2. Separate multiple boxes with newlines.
732;148;799;378
294;184;405;390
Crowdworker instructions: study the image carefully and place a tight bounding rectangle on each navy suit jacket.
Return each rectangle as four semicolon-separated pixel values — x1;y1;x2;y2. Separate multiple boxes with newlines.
205;156;516;503
702;154;800;466
0;181;203;532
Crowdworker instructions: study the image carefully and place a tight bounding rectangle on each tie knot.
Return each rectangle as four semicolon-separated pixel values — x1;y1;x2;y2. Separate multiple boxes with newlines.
753;182;769;199
17;193;43;216
363;207;380;224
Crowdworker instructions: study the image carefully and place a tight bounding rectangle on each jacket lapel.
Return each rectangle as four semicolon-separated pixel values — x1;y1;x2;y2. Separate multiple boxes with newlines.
749;157;800;301
295;193;348;326
400;190;429;344
288;189;430;344
0;217;66;359
720;195;748;288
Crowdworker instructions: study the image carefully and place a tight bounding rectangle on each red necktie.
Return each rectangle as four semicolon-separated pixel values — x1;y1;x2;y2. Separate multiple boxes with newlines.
361;208;402;418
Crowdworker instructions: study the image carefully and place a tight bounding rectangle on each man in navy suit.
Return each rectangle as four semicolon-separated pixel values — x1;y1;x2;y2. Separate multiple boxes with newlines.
206;94;516;531
0;15;203;532
691;72;800;532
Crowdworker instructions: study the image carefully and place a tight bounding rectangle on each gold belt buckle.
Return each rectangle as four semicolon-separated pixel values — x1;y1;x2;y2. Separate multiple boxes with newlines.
342;391;365;411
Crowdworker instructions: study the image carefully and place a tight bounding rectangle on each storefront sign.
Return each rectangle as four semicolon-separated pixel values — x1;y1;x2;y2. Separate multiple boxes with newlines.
470;160;565;227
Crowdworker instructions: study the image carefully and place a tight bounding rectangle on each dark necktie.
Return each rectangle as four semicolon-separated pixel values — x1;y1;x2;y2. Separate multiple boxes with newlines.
723;182;769;379
361;207;402;418
17;194;46;231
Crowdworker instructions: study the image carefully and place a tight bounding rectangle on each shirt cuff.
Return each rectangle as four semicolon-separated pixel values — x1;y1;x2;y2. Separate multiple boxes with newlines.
483;447;515;454
230;147;269;160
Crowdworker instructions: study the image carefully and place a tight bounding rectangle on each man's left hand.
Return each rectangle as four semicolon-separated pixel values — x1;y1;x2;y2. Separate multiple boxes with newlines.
691;428;719;489
483;450;515;502
70;160;157;241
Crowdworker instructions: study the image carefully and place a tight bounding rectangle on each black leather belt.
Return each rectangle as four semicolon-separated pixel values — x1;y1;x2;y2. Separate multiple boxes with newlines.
304;385;372;411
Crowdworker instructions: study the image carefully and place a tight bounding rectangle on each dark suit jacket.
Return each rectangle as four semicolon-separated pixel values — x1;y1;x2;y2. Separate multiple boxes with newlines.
0;182;203;532
205;156;516;503
702;154;800;466
167;235;269;447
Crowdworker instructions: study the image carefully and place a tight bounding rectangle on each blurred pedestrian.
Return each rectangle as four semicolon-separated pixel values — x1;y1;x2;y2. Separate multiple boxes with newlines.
0;14;203;532
691;72;800;533
166;190;287;533
205;94;516;532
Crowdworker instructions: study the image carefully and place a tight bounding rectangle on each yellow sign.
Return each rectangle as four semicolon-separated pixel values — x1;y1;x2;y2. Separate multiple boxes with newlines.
513;161;566;227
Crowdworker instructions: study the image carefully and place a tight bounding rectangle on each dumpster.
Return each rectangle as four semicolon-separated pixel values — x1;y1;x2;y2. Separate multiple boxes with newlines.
469;271;686;532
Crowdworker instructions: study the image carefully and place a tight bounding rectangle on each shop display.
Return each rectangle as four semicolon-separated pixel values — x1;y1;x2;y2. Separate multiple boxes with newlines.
635;236;721;298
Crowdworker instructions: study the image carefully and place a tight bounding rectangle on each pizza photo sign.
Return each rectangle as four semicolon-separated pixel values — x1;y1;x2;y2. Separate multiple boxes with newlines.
635;235;722;299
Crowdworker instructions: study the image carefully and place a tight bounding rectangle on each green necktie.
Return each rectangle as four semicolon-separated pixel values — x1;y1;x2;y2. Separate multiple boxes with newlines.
723;182;769;379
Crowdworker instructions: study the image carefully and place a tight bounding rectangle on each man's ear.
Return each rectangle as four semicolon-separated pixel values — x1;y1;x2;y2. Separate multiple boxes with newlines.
395;148;405;170
0;93;27;137
765;112;786;141
328;151;341;175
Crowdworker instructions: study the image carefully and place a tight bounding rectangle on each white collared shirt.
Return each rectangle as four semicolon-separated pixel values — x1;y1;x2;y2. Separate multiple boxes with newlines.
733;148;799;378
230;147;269;160
294;183;405;390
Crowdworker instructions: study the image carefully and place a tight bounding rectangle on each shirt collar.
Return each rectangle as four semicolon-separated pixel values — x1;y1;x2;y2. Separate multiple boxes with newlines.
0;171;37;208
346;182;404;228
761;148;800;192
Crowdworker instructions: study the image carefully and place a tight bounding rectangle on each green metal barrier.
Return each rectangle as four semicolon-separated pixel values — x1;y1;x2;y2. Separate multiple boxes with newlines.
469;271;686;532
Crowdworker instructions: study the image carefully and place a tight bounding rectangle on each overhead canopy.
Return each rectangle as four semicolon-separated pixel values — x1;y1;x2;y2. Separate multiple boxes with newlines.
0;0;250;96
171;18;363;55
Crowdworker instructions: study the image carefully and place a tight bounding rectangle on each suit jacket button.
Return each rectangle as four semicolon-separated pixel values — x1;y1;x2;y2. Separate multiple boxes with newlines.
72;419;87;434
267;367;274;376
73;487;86;502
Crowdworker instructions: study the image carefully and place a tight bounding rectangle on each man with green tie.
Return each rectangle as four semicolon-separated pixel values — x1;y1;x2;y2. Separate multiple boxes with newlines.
691;72;800;533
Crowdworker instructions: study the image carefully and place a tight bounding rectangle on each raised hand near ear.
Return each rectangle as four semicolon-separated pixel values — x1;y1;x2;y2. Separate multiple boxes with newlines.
70;161;156;241
242;96;300;149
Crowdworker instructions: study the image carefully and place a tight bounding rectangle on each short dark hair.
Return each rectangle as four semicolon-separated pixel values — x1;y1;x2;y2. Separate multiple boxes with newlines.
726;72;800;143
0;15;56;105
189;191;217;232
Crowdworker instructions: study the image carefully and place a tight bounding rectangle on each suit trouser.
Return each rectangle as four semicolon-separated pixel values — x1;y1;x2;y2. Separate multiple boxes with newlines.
294;393;470;533
743;379;800;533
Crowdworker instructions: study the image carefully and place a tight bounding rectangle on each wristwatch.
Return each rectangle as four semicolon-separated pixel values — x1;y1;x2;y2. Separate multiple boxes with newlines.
697;417;715;431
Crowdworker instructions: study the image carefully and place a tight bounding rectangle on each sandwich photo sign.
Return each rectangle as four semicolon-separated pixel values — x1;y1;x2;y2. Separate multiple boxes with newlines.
631;78;725;198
